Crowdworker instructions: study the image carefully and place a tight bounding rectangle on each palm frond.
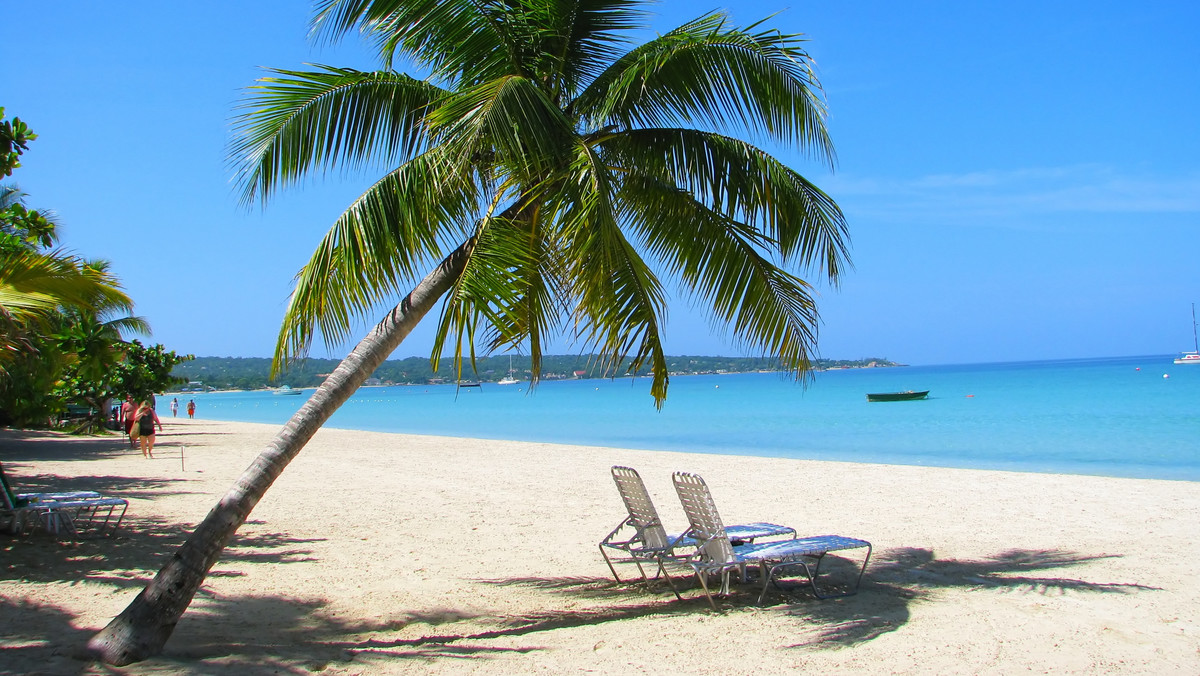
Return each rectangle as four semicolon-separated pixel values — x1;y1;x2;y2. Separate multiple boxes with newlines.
621;174;820;375
575;11;834;163
478;205;572;382
430;215;540;381
600;128;850;280
429;75;578;184
230;65;445;205
556;141;669;404
312;0;511;80
103;315;152;339
528;0;649;101
272;150;480;372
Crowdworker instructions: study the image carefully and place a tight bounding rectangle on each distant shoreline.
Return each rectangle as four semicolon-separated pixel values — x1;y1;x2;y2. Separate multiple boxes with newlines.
169;354;905;392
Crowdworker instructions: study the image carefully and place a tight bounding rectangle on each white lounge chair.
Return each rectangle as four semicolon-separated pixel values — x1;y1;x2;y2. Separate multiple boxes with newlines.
672;471;871;608
0;463;128;537
600;466;795;594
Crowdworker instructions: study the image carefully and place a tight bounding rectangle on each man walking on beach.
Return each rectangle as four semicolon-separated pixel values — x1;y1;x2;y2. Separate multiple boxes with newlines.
186;399;196;419
120;397;137;447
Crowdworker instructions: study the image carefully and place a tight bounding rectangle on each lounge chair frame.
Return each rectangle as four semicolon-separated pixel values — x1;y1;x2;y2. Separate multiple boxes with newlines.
600;466;795;596
672;471;871;609
1;463;127;537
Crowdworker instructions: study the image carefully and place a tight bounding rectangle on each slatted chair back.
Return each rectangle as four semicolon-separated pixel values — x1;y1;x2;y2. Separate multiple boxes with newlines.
672;472;737;564
611;466;671;550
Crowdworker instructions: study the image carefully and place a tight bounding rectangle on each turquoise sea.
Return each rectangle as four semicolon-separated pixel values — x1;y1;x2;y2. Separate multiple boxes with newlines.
179;355;1199;481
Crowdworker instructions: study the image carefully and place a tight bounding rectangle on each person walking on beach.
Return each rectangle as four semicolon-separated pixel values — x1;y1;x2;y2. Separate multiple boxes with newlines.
120;396;137;448
170;398;179;417
133;400;163;459
186;399;196;419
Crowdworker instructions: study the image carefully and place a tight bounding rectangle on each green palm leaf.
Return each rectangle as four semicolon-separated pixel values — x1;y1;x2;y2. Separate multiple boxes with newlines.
600;127;850;279
556;141;669;402
620;174;819;374
231;65;446;204
272;149;480;371
429;74;577;184
576;11;834;162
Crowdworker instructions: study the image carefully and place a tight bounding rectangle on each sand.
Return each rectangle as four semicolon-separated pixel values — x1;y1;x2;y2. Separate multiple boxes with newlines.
1;417;1198;674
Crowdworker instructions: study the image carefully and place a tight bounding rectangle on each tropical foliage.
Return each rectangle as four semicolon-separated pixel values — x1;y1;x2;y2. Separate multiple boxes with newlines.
90;1;851;664
0;109;189;428
240;2;850;403
0;107;36;178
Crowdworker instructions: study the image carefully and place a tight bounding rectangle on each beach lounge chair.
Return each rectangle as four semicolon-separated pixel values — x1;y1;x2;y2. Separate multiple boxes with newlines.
0;463;128;537
672;471;871;608
599;466;795;594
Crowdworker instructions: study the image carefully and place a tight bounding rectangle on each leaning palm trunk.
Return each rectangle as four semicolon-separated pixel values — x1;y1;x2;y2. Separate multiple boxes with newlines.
87;243;471;665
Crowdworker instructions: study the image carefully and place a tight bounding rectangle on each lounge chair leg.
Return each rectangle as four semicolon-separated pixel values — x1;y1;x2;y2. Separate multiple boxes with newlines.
599;545;624;583
807;545;873;599
631;558;652;585
654;558;683;600
695;570;718;611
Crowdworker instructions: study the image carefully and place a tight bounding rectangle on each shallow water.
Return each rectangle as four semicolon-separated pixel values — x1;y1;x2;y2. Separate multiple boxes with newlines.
179;355;1199;481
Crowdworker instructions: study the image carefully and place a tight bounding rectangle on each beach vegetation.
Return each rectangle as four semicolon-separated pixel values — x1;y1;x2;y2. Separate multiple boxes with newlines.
90;1;851;664
0;107;36;178
0;110;190;429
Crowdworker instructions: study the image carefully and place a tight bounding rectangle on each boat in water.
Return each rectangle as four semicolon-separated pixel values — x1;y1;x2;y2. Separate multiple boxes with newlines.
272;386;303;396
498;355;520;384
867;390;929;402
1175;303;1199;365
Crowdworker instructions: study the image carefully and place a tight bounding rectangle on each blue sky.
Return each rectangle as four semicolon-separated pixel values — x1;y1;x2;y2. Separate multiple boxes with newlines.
6;1;1198;366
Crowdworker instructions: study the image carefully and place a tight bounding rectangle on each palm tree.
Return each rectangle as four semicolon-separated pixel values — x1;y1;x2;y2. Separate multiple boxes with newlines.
89;0;850;664
52;260;151;429
0;249;134;375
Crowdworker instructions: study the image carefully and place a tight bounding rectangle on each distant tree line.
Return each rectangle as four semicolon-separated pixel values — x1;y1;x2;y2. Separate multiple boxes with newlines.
172;354;900;390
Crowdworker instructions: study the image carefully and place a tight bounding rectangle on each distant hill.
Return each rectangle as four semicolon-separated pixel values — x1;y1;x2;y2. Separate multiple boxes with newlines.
171;355;902;391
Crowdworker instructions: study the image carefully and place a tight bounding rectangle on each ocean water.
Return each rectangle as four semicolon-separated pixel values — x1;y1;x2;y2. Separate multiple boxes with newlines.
178;355;1199;481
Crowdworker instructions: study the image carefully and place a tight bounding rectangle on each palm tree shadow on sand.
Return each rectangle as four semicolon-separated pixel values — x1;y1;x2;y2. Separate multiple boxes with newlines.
441;547;1161;652
0;541;1160;672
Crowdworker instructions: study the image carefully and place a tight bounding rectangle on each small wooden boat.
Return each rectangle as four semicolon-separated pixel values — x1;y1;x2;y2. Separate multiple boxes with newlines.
866;390;929;402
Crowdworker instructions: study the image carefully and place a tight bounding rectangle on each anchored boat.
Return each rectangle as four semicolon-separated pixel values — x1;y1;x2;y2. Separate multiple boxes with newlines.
1175;303;1199;365
866;390;929;402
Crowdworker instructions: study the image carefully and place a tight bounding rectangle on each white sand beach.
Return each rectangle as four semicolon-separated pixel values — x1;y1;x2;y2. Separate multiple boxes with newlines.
1;418;1198;674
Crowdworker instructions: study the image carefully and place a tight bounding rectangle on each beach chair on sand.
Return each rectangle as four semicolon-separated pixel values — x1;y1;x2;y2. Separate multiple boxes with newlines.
0;463;128;537
599;466;795;595
672;471;871;609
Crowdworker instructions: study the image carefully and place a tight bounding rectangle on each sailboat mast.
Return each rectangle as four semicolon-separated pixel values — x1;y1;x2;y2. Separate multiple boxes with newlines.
1193;303;1198;352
